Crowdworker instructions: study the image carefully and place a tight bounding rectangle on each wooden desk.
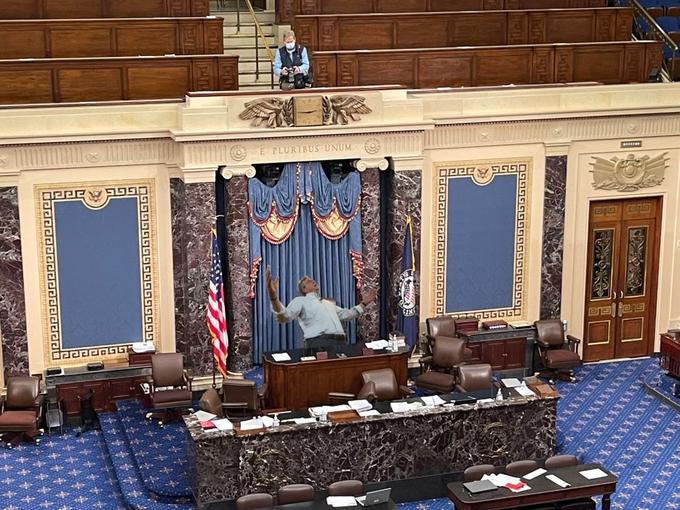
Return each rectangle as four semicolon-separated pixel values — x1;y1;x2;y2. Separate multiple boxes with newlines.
447;463;617;510
0;0;210;19
263;345;409;409
660;333;680;379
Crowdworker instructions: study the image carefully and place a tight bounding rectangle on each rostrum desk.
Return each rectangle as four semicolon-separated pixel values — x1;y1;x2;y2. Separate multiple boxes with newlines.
262;345;409;409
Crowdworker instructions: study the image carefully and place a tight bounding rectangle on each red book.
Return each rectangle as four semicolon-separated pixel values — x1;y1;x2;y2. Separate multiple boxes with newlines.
200;420;216;429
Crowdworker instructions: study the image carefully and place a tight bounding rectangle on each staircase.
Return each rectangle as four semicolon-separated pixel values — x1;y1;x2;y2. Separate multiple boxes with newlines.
211;1;278;91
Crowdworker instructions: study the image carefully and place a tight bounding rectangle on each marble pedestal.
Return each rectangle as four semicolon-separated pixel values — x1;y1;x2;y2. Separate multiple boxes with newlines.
186;396;557;508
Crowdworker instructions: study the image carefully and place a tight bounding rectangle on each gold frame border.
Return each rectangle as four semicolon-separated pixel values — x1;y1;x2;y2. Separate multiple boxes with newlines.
35;179;160;367
432;158;531;319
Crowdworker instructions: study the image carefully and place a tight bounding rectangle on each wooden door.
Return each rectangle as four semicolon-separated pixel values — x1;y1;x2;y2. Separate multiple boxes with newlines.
583;197;661;361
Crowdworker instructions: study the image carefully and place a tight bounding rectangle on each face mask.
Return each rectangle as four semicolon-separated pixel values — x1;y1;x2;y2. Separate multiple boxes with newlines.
285;41;296;50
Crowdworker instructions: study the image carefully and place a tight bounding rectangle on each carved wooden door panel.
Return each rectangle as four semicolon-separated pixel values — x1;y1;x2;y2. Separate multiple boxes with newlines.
583;198;661;361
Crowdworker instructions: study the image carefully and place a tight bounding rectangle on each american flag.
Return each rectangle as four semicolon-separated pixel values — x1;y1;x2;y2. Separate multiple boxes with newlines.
207;228;229;377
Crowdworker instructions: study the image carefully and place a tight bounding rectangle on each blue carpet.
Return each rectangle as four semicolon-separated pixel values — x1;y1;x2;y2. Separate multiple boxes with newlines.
554;357;680;510
116;400;192;498
245;366;264;389
99;412;193;510
646;367;680;407
0;428;127;510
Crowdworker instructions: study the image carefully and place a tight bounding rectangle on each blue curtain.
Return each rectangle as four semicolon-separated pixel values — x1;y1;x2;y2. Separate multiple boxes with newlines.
249;162;361;362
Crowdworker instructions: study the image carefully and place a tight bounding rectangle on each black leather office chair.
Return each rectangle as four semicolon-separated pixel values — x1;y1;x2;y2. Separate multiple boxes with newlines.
328;480;364;496
463;464;495;482
236;493;274;510
534;319;582;382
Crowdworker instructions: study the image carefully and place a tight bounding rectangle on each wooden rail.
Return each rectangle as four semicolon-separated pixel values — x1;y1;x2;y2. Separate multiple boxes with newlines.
0;54;239;104
295;8;634;52
0;18;224;58
0;0;209;19
312;41;662;88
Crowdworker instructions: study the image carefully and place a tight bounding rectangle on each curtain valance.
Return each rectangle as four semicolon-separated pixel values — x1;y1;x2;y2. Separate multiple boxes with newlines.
248;162;363;297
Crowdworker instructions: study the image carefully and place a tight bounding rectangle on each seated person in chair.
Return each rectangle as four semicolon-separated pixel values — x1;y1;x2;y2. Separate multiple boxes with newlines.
273;30;310;90
266;266;377;349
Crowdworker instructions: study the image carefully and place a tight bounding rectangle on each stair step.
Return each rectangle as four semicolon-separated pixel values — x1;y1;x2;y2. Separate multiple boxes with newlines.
224;46;277;59
223;24;275;37
239;72;274;85
239;59;274;73
224;34;277;48
211;10;275;24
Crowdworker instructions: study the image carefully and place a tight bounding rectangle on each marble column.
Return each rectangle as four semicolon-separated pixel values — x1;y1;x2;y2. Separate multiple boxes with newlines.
388;170;422;332
540;156;567;319
171;180;216;376
357;168;381;342
0;187;28;380
224;176;253;371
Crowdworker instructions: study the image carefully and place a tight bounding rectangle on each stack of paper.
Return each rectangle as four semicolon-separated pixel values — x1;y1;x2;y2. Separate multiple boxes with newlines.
293;417;317;425
193;410;217;421
482;473;531;492
348;399;373;412
358;409;380;417
421;395;446;406
580;468;608;480
326;496;357;507
365;340;389;349
271;352;292;362
390;401;423;413
515;385;536;397
546;474;571;488
308;404;351;418
501;378;521;388
240;418;264;431
212;418;233;431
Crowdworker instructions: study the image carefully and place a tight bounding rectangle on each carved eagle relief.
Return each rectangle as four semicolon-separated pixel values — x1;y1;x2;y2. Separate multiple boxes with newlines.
239;95;372;128
589;152;669;192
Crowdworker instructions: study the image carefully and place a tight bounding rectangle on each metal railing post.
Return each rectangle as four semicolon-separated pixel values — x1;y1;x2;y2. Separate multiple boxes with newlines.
236;0;241;33
242;0;276;87
255;30;260;80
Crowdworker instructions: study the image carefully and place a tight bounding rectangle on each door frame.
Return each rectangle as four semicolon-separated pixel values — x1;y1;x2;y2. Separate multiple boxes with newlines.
581;197;662;361
561;141;680;360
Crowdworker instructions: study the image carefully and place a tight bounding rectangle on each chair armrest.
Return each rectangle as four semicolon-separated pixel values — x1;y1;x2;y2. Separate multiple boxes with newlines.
328;392;355;403
222;402;249;409
35;394;45;419
566;334;581;352
183;370;194;390
419;356;433;373
258;383;268;400
399;385;413;397
535;338;551;349
0;395;5;413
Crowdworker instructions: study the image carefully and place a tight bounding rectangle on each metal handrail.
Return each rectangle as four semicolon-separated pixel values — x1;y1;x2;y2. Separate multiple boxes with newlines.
629;0;677;79
239;0;276;88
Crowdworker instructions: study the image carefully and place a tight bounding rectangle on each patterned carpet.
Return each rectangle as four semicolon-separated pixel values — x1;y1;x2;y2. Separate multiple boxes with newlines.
0;358;678;510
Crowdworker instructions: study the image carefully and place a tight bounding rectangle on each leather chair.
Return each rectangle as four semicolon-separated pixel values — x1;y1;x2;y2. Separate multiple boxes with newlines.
198;388;229;419
545;454;578;470
277;484;315;504
221;379;267;419
356;368;412;402
0;376;44;448
463;464;495;482
328;480;364;496
145;353;193;425
426;316;473;360
505;459;538;477
236;493;274;510
535;320;582;382
455;363;493;392
415;336;466;394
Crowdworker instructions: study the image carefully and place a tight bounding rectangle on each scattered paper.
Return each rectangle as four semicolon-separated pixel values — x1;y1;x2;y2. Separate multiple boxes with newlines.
421;395;446;406
358;410;380;417
501;378;521;388
348;399;373;412
260;416;274;428
193;410;216;421
212;418;233;431
327;496;357;507
390;401;423;413
483;473;521;487
508;483;531;493
309;404;351;417
515;385;536;397
300;356;316;361
365;340;389;349
272;352;292;362
239;418;263;431
580;468;608;480
524;468;547;480
546;474;571;488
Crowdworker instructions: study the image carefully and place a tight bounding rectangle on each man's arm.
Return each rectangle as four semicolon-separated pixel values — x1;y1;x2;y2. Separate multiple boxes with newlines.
273;49;283;77
335;289;377;321
266;266;301;323
299;47;310;75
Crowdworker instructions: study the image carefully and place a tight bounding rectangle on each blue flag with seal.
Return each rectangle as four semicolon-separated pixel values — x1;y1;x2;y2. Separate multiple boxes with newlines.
396;213;418;348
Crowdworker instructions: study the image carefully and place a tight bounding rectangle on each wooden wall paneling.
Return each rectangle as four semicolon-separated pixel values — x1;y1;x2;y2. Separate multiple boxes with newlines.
417;54;473;87
507;12;528;44
294;17;319;51
483;0;504;8
532;46;555;83
205;19;224;54
319;18;339;51
554;46;575;82
644;41;663;75
179;19;205;55
217;56;240;90
128;61;190;99
474;47;534;85
595;9;616;41
300;0;319;14
0;28;47;58
0;69;53;103
276;0;296;24
623;43;647;82
614;9;634;40
451;12;508;46
0;0;205;19
311;54;337;86
43;0;102;18
337;55;360;86
58;66;124;102
109;0;165;17
191;0;210;16
0;0;41;19
570;44;625;83
400;18;450;48
547;11;594;43
342;20;394;50
379;0;429;11
191;58;218;91
433;0;487;9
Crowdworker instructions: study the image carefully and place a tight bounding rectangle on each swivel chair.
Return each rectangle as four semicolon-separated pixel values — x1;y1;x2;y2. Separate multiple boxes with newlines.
0;376;44;448
277;484;315;504
463;464;495;482
534;320;582;382
329;368;412;403
221;379;267;419
455;363;493;392
236;493;274;510
328;480;365;496
426;316;473;360
415;336;466;393
145;353;193;425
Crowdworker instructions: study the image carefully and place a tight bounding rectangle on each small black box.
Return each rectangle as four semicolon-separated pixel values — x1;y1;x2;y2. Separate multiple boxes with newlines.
87;362;104;371
46;367;63;376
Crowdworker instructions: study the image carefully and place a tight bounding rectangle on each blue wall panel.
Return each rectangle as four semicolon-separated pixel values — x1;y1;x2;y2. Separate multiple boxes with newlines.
445;175;517;313
54;198;143;348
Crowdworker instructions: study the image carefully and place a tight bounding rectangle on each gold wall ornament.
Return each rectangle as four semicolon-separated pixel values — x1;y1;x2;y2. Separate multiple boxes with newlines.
239;95;372;128
589;152;669;192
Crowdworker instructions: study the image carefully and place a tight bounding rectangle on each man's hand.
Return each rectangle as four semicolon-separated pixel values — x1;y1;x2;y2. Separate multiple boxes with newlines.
265;266;279;300
360;288;378;306
281;68;289;76
293;66;300;74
